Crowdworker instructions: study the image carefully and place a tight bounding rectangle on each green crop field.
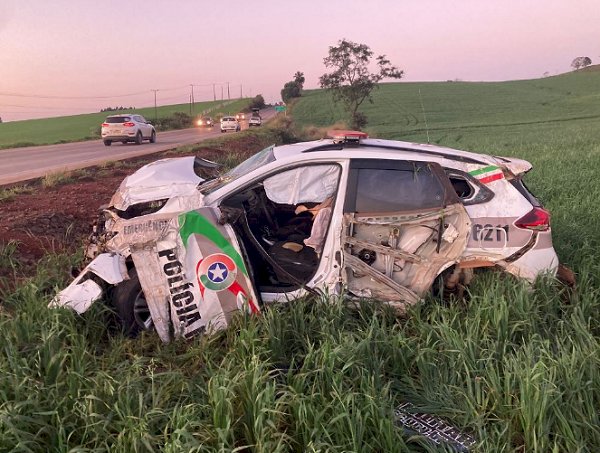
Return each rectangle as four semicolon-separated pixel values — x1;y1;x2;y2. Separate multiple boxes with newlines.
293;69;600;270
0;99;251;149
1;71;599;452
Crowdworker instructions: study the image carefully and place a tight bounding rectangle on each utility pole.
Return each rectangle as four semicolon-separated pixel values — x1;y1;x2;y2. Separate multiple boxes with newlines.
221;85;223;101
212;83;216;101
189;84;195;114
227;81;230;100
240;84;243;99
151;89;159;121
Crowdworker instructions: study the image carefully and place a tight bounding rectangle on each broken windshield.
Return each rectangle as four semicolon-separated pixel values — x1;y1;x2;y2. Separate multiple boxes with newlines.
199;145;276;194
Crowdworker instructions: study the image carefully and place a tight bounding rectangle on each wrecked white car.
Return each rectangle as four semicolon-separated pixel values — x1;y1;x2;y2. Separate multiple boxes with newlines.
52;131;559;342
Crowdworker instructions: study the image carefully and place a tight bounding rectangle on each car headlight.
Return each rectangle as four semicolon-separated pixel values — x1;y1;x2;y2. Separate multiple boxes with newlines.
116;199;169;219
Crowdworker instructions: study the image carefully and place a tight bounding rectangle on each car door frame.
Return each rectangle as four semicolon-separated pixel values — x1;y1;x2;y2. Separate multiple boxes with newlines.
215;159;349;304
341;158;471;307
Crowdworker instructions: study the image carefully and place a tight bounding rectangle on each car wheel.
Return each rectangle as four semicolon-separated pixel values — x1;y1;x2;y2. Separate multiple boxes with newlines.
112;268;153;336
150;130;156;143
221;129;225;133
103;140;112;146
135;131;143;145
122;141;127;144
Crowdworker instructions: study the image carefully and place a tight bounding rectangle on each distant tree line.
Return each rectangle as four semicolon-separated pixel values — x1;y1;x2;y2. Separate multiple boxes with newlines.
100;106;135;112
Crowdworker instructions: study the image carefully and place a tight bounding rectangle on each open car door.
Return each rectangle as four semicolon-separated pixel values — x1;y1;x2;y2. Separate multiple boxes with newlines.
130;207;259;342
341;159;471;310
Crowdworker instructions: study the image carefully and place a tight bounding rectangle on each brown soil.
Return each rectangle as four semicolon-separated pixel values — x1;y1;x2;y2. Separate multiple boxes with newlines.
0;135;267;286
0;166;133;274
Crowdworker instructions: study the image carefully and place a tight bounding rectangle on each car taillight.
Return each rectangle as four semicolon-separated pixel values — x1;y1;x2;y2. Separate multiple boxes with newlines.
515;207;550;231
123;122;135;127
101;123;109;127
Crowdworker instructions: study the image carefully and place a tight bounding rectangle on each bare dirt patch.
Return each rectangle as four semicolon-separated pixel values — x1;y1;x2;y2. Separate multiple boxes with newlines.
0;136;269;281
0;169;130;268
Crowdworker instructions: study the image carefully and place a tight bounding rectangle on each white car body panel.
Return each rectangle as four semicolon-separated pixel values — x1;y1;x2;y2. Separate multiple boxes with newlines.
51;253;128;313
110;156;204;210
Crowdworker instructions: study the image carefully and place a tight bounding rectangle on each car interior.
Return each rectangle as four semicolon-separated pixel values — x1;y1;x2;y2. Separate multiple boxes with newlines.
220;184;323;292
219;164;340;293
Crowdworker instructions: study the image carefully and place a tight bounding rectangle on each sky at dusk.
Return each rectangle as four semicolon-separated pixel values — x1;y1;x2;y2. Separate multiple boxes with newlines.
1;0;598;121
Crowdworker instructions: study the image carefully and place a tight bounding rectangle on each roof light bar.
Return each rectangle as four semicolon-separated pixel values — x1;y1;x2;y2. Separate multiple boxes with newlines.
327;130;368;144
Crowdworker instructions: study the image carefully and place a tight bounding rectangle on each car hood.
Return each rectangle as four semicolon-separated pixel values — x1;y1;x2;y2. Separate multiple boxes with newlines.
110;156;205;210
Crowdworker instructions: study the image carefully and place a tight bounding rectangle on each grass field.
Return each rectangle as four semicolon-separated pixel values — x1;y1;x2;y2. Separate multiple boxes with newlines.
293;69;600;270
1;72;599;451
0;98;250;149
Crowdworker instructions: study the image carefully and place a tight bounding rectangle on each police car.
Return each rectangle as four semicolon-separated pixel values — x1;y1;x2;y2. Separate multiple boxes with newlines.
52;131;559;342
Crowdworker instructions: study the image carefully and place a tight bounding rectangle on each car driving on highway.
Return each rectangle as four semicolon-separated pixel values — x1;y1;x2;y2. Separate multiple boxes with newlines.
53;130;560;342
101;114;156;146
196;117;214;128
249;114;262;127
220;116;241;133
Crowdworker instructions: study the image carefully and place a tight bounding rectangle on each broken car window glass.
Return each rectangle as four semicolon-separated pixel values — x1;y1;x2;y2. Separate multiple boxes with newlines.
200;145;276;194
355;167;445;212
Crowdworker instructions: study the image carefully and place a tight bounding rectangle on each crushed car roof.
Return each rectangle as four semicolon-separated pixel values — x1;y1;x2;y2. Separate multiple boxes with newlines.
271;137;532;175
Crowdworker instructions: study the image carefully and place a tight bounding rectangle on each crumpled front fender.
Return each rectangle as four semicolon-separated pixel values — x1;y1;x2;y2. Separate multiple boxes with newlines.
50;253;129;314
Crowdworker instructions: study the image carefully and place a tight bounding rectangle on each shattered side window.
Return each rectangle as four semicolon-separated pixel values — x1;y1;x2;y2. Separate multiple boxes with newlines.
346;161;446;213
199;146;276;194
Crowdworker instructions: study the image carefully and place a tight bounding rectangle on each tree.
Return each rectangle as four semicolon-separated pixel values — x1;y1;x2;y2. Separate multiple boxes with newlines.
248;94;266;110
281;71;305;103
293;71;305;89
571;56;592;70
319;39;403;130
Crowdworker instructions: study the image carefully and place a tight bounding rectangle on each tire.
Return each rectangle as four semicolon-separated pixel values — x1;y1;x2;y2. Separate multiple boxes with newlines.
121;141;127;145
135;131;143;145
103;140;112;146
150;130;156;143
112;268;153;336
221;129;225;133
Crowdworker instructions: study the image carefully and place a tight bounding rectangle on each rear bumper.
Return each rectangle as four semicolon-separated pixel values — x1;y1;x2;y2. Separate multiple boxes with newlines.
502;247;559;282
102;133;138;140
500;229;559;281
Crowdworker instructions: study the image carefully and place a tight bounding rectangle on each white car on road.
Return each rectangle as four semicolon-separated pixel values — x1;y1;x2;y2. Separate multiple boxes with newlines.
249;115;262;127
220;116;241;133
101;114;156;146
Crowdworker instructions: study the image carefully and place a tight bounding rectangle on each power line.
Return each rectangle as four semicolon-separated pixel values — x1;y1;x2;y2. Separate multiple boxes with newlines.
0;103;99;110
0;90;151;100
0;83;235;100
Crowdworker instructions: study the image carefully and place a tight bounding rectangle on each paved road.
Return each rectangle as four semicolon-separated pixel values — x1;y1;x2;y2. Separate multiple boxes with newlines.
0;108;275;186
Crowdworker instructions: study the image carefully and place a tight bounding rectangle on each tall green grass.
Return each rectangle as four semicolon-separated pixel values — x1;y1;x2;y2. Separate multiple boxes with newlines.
1;72;600;451
0;256;597;451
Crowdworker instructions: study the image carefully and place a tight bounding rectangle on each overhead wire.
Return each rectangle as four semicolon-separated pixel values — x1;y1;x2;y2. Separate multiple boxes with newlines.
0;82;233;100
